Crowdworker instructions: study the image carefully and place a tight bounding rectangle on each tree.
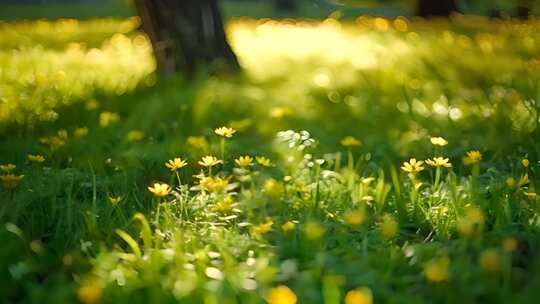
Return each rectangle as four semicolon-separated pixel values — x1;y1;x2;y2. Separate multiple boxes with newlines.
134;0;240;75
416;0;459;17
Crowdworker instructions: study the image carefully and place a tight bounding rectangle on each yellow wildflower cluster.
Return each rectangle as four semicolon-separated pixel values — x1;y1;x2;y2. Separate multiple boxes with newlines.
147;182;172;198
456;206;485;237
0;163;24;190
401;158;425;175
424;256;450;283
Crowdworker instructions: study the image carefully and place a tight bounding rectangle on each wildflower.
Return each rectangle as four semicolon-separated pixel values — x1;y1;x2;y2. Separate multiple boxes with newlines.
270;106;293;119
187;136;209;151
424;256;450;283
256;156;272;167
345;287;373;304
85;99;99;110
77;281;102;304
99;112;120;127
463;150;482;165
281;221;296;232
235;155;254;168
57;129;68;140
479;249;501;273
214;126;236;138
518;174;529;187
430;137;448;146
361;177;375;185
126;130;145;142
305;221;325;240
379;214;398;240
522;159;530;168
401;158;424;175
264;178;284;199
0;174;24;189
341;136;362;147
267;285;297;304
345;209;366;226
74;127;89;138
426;157;452;168
456;206;485;237
108;196;122;205
198;156;223;168
214;196;234;213
27;154;45;163
165;158;188;171
200;176;231;193
0;164;16;173
503;237;518;253
506;177;515;188
251;219;274;236
147;182;172;198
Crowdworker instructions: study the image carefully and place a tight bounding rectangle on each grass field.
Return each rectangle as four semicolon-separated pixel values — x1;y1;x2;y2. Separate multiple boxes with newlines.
1;13;540;304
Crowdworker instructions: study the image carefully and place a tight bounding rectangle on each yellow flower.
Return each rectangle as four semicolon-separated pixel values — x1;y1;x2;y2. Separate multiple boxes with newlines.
187;136;208;151
214;196;234;213
99;112;120;127
57;129;68;140
0;164;17;172
401;158;424;175
235;155;254;168
267;285;297;304
77;281;102;304
251;219;274;237
27;154;45;163
361;177;375;185
214;126;236;138
264;178;284;199
426;157;452;168
165;158;188;171
305;221;325;240
522;159;530;168
341;136;362;147
147;182;172;198
456;206;485;237
74;127;89;138
198;156;223;168
345;209;366;226
126;130;145;142
108;196;122;205
270;106;293;119
0;174;24;189
463;150;482;165
199;176;231;193
424;256;450;283
379;214;398;240
430;137;448;146
345;287;373;304
518;174;529;187
503;237;518;253
256;156;272;167
479;249;501;273
281;221;296;232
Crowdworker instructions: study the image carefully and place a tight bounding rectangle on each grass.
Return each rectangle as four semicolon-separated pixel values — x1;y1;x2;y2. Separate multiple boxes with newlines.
1;14;540;304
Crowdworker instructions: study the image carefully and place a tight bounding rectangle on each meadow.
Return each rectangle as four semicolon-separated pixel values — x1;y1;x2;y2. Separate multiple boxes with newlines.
1;14;540;304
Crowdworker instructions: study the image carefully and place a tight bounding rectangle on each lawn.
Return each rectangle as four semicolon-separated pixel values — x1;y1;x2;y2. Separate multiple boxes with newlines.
1;13;540;304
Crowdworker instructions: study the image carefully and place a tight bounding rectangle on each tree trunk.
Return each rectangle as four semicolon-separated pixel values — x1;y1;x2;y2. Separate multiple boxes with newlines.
273;0;298;12
134;0;240;76
416;0;458;17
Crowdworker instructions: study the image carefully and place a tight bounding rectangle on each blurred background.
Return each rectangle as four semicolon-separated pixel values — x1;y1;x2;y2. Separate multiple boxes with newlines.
0;0;538;20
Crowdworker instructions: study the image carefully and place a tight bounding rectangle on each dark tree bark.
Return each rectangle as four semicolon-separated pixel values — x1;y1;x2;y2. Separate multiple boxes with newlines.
273;0;298;12
134;0;240;76
417;0;458;17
